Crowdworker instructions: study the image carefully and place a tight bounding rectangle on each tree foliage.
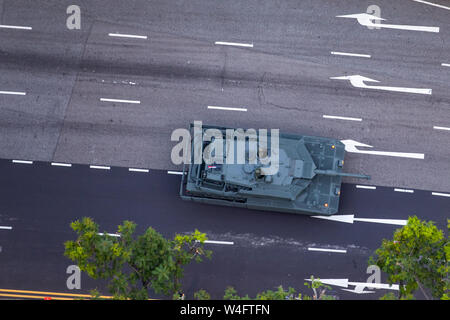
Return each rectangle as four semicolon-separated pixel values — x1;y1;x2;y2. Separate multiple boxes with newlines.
370;216;449;300
64;217;212;299
223;276;335;300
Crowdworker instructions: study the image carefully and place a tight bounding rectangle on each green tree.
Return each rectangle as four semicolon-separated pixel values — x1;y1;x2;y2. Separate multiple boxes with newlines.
64;217;212;299
369;216;449;300
223;276;335;300
194;289;211;300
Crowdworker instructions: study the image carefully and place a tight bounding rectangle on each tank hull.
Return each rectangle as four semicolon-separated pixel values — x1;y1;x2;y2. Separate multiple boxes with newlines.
179;123;368;216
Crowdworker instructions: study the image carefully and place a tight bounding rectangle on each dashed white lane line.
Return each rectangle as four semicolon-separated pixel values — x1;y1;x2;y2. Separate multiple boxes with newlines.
129;168;149;173
442;63;450;67
0;91;26;96
394;188;414;193
51;162;72;167
432;192;450;198
108;33;147;39
323;115;362;122
197;240;234;245
0;226;13;230
0;25;32;30
215;41;253;48
12;160;33;164
167;171;184;175
434;126;450;131
356;185;376;190
98;233;121;237
208;105;247;112
308;247;347;254
89;165;110;170
413;0;450;10
330;51;371;58
100;98;141;104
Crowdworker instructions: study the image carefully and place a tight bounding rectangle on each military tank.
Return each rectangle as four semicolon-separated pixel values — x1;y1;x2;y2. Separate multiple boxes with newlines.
179;123;370;216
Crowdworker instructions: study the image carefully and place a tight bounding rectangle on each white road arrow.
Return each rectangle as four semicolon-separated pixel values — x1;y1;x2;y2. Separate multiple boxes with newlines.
337;13;439;33
340;139;425;160
305;278;399;293
311;215;407;226
341;288;375;294
330;75;432;95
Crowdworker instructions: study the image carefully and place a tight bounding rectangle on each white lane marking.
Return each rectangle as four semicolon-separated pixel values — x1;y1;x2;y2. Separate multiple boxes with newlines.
356;185;377;190
306;278;399;291
312;214;407;225
215;41;253;48
394;188;414;193
413;0;450;10
331;75;432;95
0;25;32;30
432;192;450;197
90;165;110;170
108;33;147;39
129;168;149;173
0;91;26;95
196;240;234;245
442;63;450;67
98;233;121;237
337;13;439;33
330;51;371;58
308;247;347;253
51;162;72;167
323;115;362;122
434;126;450;131
341;139;425;159
0;226;13;230
353;217;407;225
341;288;375;294
168;171;184;175
12;160;33;164
100;98;141;104
208;105;247;112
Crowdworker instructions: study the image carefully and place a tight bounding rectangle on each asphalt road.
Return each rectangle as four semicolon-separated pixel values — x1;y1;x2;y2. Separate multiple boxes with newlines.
0;0;449;192
0;159;448;299
0;0;449;300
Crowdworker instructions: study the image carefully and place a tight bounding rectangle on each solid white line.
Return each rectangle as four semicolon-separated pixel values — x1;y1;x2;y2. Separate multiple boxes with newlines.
90;165;110;170
394;188;414;193
108;33;147;39
0;25;32;30
129;168;149;173
0;226;13;230
413;0;450;10
208;105;247;112
432;192;450;197
356;185;376;190
323;115;362;122
100;98;140;104
167;171;184;175
308;247;347;253
0;91;26;96
12;160;33;164
442;63;450;67
51;162;72;167
215;41;253;48
330;51;371;58
434;126;450;131
98;233;121;237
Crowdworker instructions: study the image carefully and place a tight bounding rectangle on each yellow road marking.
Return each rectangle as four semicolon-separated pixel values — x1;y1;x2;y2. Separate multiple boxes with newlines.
0;293;73;300
0;288;112;299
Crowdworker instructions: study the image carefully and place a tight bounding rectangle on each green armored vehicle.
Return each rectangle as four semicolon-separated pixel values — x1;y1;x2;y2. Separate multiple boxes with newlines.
180;123;370;216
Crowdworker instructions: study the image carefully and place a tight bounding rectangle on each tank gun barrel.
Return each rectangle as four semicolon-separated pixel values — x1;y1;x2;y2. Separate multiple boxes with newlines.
314;169;370;180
